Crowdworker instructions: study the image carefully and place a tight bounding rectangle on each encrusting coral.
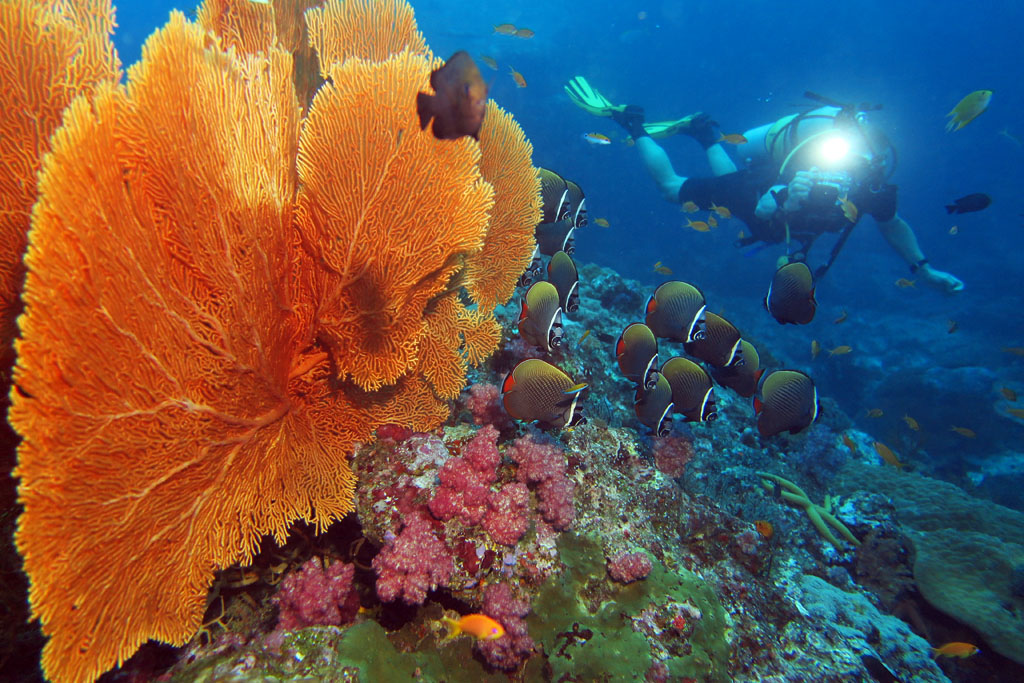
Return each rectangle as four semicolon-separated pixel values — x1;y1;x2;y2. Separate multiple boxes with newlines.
9;1;538;681
758;472;861;549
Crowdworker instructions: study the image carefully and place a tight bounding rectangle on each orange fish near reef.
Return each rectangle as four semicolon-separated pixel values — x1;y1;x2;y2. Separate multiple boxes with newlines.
717;133;748;145
416;51;487;140
873;441;904;469
754;520;774;539
493;23;517;35
681;201;699;213
515;27;535;39
479;54;498;70
509;66;527;88
685;218;710;232
931;642;980;658
443;613;505;641
950;426;976;438
828;345;852;356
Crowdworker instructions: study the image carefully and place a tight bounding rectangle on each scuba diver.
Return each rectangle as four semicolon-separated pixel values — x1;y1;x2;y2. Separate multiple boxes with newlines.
565;77;964;294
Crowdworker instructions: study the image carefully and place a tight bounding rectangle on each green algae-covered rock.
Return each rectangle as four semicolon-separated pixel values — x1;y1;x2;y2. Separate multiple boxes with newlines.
911;529;1024;666
528;533;730;682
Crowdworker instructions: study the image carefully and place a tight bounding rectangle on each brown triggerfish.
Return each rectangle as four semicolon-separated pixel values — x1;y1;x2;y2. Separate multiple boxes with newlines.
634;373;674;436
765;262;816;325
684;311;743;368
754;370;820;437
501;359;586;429
547;251;580;314
518;281;563;352
416;51;488;140
645;280;707;344
661;356;717;422
615;322;660;390
945;193;991;215
710;340;763;398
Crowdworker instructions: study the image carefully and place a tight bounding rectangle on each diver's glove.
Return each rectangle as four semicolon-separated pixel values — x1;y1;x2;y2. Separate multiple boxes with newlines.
918;264;965;294
611;105;648;139
565;76;625;117
782;169;818;213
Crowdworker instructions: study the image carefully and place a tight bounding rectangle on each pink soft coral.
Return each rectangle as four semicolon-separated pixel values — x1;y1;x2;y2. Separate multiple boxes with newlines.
476;581;534;670
273;557;359;630
507;433;576;530
372;515;454;604
482;482;530;546
608;551;653;584
428;425;500;525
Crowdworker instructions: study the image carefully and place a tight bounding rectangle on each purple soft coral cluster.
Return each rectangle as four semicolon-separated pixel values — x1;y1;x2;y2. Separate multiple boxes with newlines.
507;433;576;530
429;425;500;526
476;581;535;670
607;551;653;584
272;557;360;630
372;514;454;604
482;482;531;545
463;383;511;428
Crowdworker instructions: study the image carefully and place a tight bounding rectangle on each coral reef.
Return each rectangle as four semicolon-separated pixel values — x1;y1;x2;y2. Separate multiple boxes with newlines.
608;551;654;584
273;558;359;631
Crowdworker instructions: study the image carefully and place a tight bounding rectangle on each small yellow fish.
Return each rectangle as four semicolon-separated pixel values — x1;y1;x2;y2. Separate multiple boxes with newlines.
514;27;535;39
653;261;672;275
717;133;748;145
866;408;884;418
479;55;498;70
1002;347;1024;357
754;520;774;539
902;414;920;431
575;329;591;348
873;441;904;469
839;195;858;222
737;229;746;239
681;200;699;213
833;310;848;325
895;278;916;288
950;426;976;438
582;132;611;145
947;319;958;334
442;613;505;641
707;215;718;228
710;203;732;219
493;23;517;35
1008;407;1024;419
811;339;821;359
508;66;527;88
946;90;992;132
1000;386;1017;402
685;218;710;232
594;217;610;228
931;642;980;658
948;225;958;235
828;345;852;356
842;433;858;453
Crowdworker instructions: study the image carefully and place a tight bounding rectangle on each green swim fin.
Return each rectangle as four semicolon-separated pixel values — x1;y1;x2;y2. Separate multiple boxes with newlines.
564;76;625;117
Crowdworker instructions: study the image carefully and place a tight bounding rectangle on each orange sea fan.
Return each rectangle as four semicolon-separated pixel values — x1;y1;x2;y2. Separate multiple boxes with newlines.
458;305;503;367
305;0;428;71
294;50;494;391
9;13;348;682
465;100;542;313
416;293;469;400
0;0;119;381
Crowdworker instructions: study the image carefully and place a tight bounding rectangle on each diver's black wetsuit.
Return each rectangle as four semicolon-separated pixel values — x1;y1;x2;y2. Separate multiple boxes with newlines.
678;167;898;249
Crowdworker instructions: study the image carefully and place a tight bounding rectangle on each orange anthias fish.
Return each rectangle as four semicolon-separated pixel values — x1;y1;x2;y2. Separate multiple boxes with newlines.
1000;386;1017;402
950;426;976;438
895;278;916;288
681;201;699;213
842;432;858;454
717;133;748;145
509;66;527;88
443;613;505;641
839;195;858;222
594;217;610;228
416;51;488;140
931;642;980;658
947;319;959;334
493;23;517;35
811;340;821;359
707;215;718;228
479;54;498;70
1008;407;1024;419
902;414;920;431
653;261;672;275
514;27;535;39
685;218;710;232
828;345;852;356
866;408;884;418
754;520;774;539
873;441;904;469
833;310;848;324
710;203;731;219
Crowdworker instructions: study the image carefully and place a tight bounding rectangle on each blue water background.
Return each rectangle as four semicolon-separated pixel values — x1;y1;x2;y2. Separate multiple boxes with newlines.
114;1;1024;495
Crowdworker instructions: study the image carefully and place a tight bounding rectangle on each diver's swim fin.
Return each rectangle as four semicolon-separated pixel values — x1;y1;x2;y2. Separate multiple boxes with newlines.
564;76;626;117
642;113;719;145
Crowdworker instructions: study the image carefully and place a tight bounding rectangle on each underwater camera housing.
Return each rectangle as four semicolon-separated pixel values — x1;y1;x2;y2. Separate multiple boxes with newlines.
807;172;850;209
